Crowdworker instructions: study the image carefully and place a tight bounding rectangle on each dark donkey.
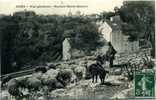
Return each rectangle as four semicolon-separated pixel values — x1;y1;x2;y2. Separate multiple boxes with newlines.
88;55;109;84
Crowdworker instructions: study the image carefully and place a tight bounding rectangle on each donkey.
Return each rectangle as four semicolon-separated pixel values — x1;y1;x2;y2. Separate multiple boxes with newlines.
88;55;109;84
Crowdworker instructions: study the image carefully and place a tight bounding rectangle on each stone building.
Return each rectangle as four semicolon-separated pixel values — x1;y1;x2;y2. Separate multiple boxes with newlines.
98;15;139;53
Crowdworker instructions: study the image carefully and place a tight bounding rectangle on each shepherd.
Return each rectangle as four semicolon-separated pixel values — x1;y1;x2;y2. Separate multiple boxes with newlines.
106;42;117;68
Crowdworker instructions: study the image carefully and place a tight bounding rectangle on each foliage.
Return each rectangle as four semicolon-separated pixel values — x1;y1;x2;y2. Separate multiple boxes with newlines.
1;16;19;74
142;54;154;69
119;1;155;57
99;11;115;21
1;12;103;74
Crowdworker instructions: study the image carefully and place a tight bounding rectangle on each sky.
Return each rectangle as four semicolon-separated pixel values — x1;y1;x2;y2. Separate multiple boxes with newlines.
0;0;123;15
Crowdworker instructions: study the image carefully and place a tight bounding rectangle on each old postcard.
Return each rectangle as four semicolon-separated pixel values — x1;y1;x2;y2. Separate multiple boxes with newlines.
0;0;155;100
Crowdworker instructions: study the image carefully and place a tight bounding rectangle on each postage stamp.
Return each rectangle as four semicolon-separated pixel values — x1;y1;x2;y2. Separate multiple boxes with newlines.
134;70;155;97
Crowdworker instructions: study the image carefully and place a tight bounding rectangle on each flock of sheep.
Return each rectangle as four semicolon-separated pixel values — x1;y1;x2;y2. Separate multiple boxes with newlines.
1;62;89;100
1;51;153;100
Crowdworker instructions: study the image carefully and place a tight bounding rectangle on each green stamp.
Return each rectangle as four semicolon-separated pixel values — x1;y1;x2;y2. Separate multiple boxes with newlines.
134;71;155;97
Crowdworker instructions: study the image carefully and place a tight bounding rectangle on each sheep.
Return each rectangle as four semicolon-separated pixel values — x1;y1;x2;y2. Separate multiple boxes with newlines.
56;69;73;87
74;66;86;81
40;69;59;84
84;64;92;80
40;69;65;91
42;78;64;92
7;79;23;99
48;64;57;69
15;76;43;99
17;77;29;91
39;69;65;95
26;77;42;93
32;71;43;80
34;66;47;73
1;75;12;88
44;69;59;79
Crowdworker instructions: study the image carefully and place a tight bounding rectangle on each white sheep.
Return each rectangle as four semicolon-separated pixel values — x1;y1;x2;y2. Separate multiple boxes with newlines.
26;77;42;93
74;65;86;81
7;79;23;99
56;69;74;86
41;69;64;91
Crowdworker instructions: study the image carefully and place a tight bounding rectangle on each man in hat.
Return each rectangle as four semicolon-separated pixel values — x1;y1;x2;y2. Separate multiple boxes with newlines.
106;42;117;67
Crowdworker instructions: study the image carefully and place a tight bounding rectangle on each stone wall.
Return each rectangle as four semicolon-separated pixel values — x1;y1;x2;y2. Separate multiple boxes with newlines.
111;31;139;53
115;48;152;64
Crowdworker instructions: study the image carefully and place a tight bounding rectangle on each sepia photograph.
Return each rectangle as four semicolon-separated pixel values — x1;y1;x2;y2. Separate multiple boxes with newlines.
0;0;155;100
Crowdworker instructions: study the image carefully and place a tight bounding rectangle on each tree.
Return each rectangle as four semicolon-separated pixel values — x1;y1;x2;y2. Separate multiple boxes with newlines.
119;1;155;57
1;16;18;74
62;17;103;53
1;12;103;74
99;11;115;21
